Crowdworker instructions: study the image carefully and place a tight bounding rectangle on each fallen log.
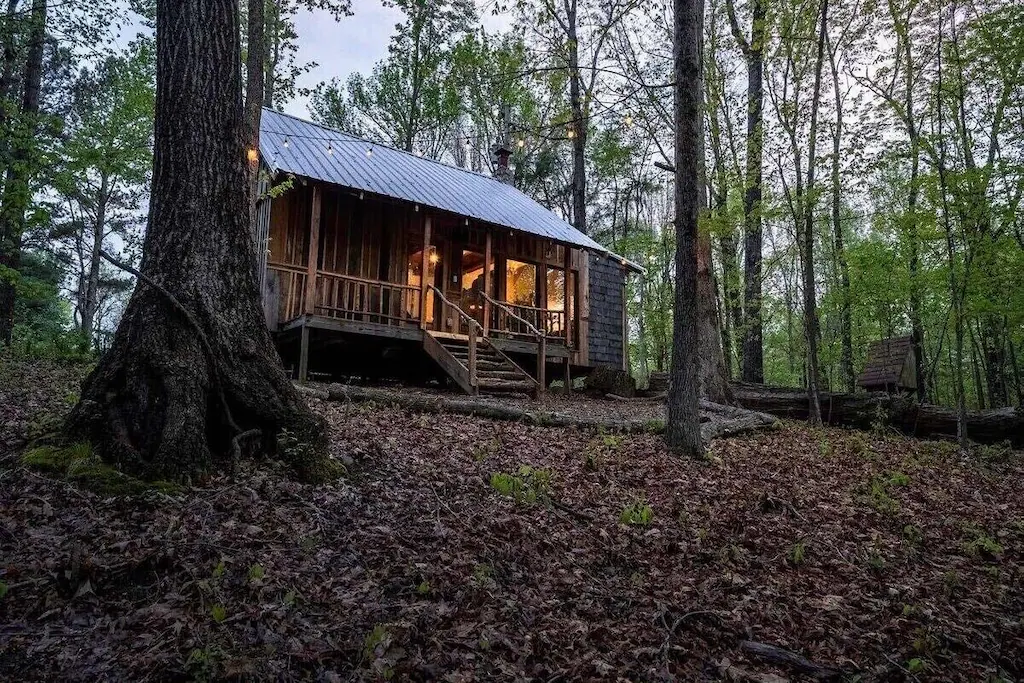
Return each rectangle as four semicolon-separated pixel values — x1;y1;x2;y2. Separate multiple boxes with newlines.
297;383;777;443
731;382;1024;447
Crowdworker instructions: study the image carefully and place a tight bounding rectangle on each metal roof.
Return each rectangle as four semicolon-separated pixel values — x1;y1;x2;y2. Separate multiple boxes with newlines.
259;108;609;254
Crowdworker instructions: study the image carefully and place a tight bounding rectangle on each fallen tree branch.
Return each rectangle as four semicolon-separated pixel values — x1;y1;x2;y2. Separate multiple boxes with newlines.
298;383;778;443
739;640;841;679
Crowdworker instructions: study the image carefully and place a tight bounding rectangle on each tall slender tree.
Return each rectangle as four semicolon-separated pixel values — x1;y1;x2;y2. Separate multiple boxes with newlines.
725;0;766;383
0;0;45;345
666;0;704;456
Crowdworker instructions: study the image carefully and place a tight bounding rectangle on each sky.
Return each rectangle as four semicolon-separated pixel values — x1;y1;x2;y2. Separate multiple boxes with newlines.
286;1;511;117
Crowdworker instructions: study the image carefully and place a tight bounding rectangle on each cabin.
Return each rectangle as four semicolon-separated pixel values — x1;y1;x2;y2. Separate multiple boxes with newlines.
253;109;640;396
857;335;919;394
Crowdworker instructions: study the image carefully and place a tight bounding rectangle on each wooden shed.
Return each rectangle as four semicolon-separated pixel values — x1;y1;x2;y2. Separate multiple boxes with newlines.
253;109;640;396
857;336;918;393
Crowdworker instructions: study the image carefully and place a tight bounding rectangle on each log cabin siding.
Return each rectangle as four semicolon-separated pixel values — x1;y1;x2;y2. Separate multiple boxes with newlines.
587;252;627;370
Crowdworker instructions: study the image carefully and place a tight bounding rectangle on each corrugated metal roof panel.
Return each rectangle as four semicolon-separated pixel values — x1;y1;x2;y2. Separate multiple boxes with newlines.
259;108;608;253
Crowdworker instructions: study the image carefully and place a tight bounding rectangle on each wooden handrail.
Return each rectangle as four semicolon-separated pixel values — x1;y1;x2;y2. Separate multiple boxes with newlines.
478;291;542;338
479;291;546;397
430;285;482;332
317;268;419;292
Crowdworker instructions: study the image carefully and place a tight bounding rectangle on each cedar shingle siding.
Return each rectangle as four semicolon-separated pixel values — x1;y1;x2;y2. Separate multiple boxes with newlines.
588;253;625;368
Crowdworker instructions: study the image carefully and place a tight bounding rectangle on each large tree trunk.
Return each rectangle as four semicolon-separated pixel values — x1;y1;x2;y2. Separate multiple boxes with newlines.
0;0;44;345
66;0;328;481
731;383;1023;447
666;0;704;456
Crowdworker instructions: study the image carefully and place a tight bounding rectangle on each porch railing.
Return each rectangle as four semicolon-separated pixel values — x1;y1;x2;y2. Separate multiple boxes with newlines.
267;262;307;323
313;269;420;325
267;262;420;326
484;297;567;341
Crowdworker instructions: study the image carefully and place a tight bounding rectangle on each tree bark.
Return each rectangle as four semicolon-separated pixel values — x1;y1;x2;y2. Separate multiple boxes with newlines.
0;0;45;345
827;35;854;393
66;0;328;481
244;0;265;238
79;173;109;346
565;0;588;236
666;0;704;456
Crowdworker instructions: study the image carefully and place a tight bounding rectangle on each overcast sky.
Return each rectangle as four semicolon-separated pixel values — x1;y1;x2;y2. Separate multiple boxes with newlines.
114;1;509;118
287;2;511;117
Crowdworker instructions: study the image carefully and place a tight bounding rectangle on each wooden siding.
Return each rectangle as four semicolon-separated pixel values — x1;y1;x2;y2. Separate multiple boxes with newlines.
587;252;627;370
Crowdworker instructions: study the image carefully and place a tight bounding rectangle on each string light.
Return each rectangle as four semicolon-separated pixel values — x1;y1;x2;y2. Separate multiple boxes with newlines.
567;128;576;139
282;136;290;148
517;138;525;148
366;147;374;158
624;114;633;127
246;148;259;164
416;149;424;157
327;142;334;155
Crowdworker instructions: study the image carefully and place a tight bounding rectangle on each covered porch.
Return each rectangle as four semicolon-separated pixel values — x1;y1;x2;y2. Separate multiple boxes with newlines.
260;181;590;392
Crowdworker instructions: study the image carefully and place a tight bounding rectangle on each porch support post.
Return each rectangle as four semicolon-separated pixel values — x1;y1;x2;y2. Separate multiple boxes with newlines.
564;245;572;348
482;230;491;336
420;214;432;330
304;186;322;315
537;240;547;334
298;324;310;383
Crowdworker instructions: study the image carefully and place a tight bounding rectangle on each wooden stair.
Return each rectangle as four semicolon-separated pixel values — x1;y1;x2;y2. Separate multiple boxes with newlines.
423;331;539;396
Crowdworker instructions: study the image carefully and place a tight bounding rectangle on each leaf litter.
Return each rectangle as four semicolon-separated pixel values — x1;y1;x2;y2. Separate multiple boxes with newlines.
1;358;1022;681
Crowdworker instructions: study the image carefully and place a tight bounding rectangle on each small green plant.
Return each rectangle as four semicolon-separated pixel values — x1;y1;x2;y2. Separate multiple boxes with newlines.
907;657;927;674
185;645;223;680
864;546;886;572
471;562;494;589
212;560;227;579
248;564;265;582
818;436;832;459
0;580;8;599
789;539;808;565
601;433;624;450
21;443;179;496
964;529;1004;560
210;604;227;623
620;499;654;526
471;436;502;462
902;524;925;547
416;580;431;595
942;570;960;597
857;470;910;515
364;623;392;661
489;465;551;504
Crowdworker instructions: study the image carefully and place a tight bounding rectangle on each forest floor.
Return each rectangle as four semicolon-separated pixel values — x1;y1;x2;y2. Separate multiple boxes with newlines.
1;356;1023;682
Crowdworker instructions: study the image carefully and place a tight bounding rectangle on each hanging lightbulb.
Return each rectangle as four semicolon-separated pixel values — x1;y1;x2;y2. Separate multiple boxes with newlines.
366;147;374;158
282;136;290;148
327;142;334;155
416;149;424;157
517;138;525;148
624;114;634;127
246;148;259;164
567;128;576;139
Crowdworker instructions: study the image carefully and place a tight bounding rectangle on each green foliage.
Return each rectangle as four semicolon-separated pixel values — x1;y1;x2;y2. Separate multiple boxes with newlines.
857;470;910;515
902;524;925;547
789;539;808;565
0;581;8;600
963;527;1004;560
489;465;551;504
247;564;266;582
619;499;654;526
209;604;227;623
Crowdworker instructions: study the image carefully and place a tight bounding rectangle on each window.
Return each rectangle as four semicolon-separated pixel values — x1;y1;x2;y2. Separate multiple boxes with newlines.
505;259;536;307
406;246;439;323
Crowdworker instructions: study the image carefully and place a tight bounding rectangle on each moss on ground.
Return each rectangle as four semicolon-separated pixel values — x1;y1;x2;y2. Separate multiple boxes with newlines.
21;444;181;497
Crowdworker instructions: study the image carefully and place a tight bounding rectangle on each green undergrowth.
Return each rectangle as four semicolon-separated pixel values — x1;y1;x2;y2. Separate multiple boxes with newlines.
20;443;181;496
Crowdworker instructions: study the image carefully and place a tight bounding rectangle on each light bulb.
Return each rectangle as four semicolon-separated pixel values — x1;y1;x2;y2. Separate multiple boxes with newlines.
567;128;575;139
282;137;290;148
366;147;373;158
625;114;634;126
246;148;258;164
327;142;333;155
517;138;525;148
